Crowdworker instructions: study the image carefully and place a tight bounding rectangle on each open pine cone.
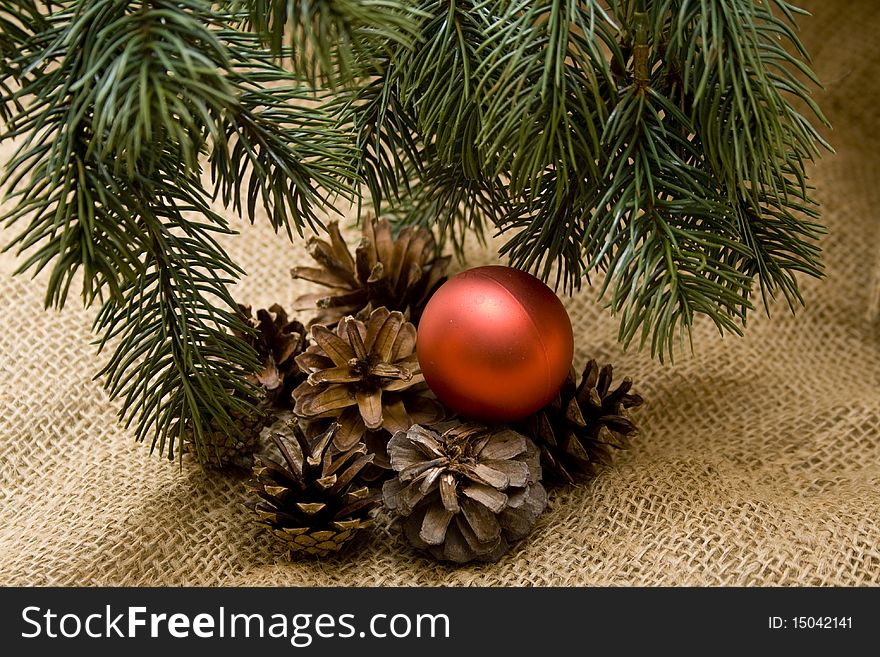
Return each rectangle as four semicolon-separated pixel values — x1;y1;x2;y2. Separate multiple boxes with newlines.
292;307;444;452
383;423;548;564
291;217;449;326
251;420;380;558
235;303;308;406
521;359;643;484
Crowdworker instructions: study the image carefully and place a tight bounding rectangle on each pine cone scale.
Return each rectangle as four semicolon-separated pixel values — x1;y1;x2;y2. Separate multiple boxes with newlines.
294;382;357;417
303;235;356;284
290;266;349;288
308;366;362;384
401;456;448;481
460;497;500;542
391;323;416;360
439;474;459;512
420;505;454;545
454;516;499;556
330;410;364;450
310;325;355;367
326;221;357;272
371;219;395;268
354;243;377;285
317;290;365;311
479;431;528;460
376;398;409;434
405;396;446;425
462;462;509;488
461;483;508;512
370;310;404;360
483;458;530;486
356;390;383;429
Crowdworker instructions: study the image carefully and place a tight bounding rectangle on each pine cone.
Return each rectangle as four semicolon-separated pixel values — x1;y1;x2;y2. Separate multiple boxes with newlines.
251;420;380;558
383;423;548;564
521;359;643;484
292;307;444;452
179;304;307;468
291;217;450;327
182;399;268;469
235;304;308;407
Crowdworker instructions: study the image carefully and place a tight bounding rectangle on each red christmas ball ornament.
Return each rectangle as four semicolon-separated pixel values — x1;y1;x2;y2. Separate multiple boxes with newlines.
416;265;574;422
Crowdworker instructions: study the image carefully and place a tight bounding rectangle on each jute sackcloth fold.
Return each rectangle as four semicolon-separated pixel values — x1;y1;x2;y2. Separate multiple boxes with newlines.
1;0;878;585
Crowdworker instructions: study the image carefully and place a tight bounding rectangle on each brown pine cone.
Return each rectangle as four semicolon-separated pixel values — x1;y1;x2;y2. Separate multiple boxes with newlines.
292;307;444;452
291;217;449;327
183;401;267;469
520;359;643;484
383;423;548;564
251;420;380;558
235;303;308;407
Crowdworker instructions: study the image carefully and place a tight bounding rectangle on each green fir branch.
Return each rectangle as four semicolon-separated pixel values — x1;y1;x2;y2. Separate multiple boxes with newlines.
328;61;423;213
0;0;46;122
395;0;489;176
386;144;510;257
93;171;260;463
0;0;832;460
225;0;423;87
0;0;357;462
475;0;619;195
1;107;145;308
211;81;358;237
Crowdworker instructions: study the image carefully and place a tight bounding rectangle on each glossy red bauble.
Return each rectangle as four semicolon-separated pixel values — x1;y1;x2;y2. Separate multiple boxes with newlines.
416;265;574;422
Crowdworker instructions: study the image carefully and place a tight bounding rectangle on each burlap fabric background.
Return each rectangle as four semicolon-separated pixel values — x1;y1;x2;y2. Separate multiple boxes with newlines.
1;0;878;586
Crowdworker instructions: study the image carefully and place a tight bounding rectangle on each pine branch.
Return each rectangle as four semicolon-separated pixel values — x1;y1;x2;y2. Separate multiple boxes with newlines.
225;0;423;87
499;173;595;292
473;1;620;290
328;61;423;214
592;81;759;358
475;0;619;194
334;1;524;251
0;0;45;122
664;0;829;309
215;29;359;236
665;0;828;198
395;0;489;174
1;0;149;307
83;0;237;177
339;0;829;358
1;102;144;307
0;0;357;461
386;144;510;257
733;176;824;311
93;170;260;462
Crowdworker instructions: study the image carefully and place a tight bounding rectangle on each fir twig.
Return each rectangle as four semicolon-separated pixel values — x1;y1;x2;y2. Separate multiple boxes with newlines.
224;0;423;87
0;0;45;122
92;172;260;462
0;0;832;460
0;0;357;462
341;0;829;359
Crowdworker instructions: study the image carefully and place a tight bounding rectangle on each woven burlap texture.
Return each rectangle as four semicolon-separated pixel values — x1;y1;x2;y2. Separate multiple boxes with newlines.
1;0;878;586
